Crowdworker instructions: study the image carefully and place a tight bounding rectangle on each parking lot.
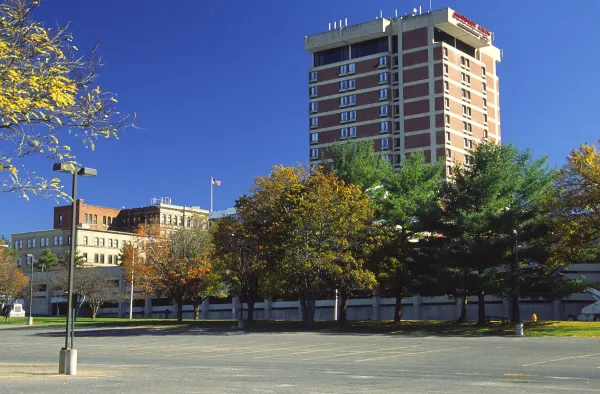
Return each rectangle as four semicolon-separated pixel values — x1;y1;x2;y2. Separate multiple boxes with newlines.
0;325;599;393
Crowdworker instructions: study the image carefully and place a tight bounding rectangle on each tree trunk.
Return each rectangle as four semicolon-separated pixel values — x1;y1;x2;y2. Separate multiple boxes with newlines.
299;290;316;326
193;298;200;321
339;290;349;322
477;289;486;325
457;296;468;322
247;300;255;322
176;299;183;322
91;304;99;320
394;291;403;323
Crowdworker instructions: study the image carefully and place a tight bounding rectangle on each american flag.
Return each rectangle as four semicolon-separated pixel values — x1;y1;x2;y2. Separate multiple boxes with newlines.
211;177;222;187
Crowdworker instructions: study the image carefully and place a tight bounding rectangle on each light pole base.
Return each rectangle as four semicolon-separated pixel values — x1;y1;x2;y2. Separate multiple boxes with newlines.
515;323;524;336
59;348;78;375
66;349;78;375
27;316;33;325
59;349;66;374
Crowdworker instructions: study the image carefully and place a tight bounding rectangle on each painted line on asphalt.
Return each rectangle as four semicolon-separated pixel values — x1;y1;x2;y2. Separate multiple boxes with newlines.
204;343;323;358
522;353;600;367
252;343;376;359
354;347;469;363
302;345;421;361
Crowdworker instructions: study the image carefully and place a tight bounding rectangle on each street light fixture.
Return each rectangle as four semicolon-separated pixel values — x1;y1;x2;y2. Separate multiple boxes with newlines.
513;229;522;336
26;254;35;326
53;163;97;376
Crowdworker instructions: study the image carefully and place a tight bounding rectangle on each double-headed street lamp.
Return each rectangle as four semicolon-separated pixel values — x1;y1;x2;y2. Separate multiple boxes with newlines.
53;163;97;376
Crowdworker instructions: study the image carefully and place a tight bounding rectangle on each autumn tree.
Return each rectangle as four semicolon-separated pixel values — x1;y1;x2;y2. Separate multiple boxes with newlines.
550;139;600;263
372;151;444;322
0;0;131;199
0;243;28;301
245;166;375;326
122;221;219;322
212;211;262;323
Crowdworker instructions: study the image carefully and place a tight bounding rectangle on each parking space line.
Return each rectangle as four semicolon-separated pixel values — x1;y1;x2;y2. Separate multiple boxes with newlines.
522;353;600;367
301;345;421;361
253;343;375;359
205;343;322;358
354;347;468;363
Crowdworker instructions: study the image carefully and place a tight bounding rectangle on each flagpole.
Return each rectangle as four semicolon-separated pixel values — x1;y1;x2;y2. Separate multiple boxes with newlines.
210;177;213;212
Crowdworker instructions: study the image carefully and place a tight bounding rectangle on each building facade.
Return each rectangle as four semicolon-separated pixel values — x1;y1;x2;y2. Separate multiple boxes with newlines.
12;198;209;268
305;8;501;174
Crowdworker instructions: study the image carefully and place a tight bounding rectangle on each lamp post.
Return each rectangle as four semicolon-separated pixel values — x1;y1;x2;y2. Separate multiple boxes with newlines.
129;239;143;320
1;243;8;305
53;163;97;375
513;228;522;336
26;254;35;326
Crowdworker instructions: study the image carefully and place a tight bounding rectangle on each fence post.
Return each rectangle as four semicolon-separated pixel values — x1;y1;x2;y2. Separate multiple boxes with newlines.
201;297;210;319
264;299;272;321
373;295;381;321
144;296;152;318
232;296;240;320
413;295;422;320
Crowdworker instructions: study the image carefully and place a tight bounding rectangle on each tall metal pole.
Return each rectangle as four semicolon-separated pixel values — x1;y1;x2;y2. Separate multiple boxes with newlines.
65;171;77;350
513;230;521;324
129;246;134;320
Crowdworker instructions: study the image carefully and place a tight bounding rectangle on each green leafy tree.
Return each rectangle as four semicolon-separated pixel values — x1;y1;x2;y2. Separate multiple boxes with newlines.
212;211;262;322
372;151;444;322
328;140;387;191
36;249;59;271
244;166;375;326
59;249;85;268
328;140;386;320
431;142;574;324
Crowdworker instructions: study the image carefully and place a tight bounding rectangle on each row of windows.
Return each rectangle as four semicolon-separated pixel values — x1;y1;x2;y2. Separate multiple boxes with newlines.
84;253;119;265
310;120;391;144
15;236;68;249
308;72;388;99
310;57;385;82
82;236;131;249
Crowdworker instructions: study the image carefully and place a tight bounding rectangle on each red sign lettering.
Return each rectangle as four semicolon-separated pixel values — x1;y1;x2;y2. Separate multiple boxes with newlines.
452;11;491;38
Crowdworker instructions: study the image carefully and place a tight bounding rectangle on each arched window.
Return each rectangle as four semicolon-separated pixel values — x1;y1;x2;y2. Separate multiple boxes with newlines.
168;215;172;225
93;215;98;224
179;216;183;226
173;216;177;226
162;214;166;224
84;213;88;223
187;217;191;227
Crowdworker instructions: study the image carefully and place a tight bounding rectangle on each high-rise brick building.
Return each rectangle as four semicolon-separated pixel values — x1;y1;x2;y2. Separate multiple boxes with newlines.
305;7;501;174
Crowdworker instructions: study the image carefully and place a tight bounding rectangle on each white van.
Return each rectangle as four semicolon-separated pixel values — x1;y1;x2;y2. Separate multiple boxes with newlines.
9;303;25;318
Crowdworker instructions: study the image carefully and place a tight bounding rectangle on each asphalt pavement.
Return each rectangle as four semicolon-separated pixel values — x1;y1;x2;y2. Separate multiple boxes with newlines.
0;325;599;393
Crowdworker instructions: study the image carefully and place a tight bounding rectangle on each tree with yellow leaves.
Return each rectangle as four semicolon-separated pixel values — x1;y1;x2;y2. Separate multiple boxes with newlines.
551;140;600;263
0;242;28;301
0;0;131;198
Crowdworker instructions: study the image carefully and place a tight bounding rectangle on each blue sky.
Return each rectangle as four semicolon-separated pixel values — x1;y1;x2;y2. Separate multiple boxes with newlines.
1;0;598;237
